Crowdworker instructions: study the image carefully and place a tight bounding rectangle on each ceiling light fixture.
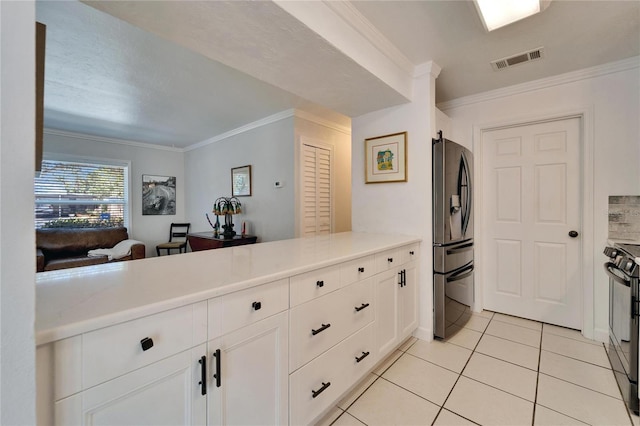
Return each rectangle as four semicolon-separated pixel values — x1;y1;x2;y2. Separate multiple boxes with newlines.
474;0;550;32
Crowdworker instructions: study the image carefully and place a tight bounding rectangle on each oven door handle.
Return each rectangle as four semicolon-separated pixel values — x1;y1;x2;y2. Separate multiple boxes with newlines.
604;262;631;287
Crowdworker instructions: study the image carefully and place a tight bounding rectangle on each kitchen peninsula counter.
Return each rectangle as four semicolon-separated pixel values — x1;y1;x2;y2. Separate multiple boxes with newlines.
36;232;420;345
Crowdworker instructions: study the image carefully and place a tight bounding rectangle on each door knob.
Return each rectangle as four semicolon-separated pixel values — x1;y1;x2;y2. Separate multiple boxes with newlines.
568;230;579;238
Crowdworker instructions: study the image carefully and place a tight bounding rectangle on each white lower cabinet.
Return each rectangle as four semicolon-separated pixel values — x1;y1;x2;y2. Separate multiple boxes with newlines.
374;268;400;358
207;311;288;426
399;261;419;339
56;345;207;425
290;323;375;425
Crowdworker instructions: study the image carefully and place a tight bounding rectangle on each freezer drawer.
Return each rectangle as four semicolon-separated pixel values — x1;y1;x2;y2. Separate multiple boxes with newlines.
434;262;474;339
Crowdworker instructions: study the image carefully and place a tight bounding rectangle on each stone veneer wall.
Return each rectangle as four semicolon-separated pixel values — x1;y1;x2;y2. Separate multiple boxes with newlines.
609;196;640;241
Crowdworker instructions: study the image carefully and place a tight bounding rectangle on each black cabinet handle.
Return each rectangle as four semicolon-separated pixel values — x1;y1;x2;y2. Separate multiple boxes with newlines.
355;303;370;312
358;267;365;273
311;323;331;336
198;356;207;395
387;258;393;263
252;301;261;311
409;251;415;255
140;337;154;351
312;382;331;398
316;280;324;288
398;271;403;287
355;351;370;363
402;270;406;287
213;349;221;388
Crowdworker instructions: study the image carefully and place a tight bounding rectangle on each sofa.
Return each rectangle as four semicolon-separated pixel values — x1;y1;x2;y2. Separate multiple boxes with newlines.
36;227;145;272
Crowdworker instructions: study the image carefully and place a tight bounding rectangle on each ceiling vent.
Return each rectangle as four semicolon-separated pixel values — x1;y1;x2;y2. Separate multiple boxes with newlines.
491;47;545;71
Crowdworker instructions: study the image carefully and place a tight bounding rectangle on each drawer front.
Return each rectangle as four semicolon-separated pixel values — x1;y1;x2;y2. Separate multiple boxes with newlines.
375;248;401;273
399;243;420;265
339;255;374;286
340;278;374;336
209;278;289;339
289;278;373;372
82;304;203;390
290;265;341;307
289;323;375;426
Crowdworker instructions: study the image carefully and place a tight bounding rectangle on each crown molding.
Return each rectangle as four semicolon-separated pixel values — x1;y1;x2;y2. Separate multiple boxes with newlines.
185;109;296;151
323;0;415;77
437;56;640;112
43;129;184;152
294;110;352;135
414;61;442;79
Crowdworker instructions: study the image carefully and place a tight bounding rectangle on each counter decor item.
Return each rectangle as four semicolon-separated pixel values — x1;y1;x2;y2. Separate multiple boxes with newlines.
213;197;242;238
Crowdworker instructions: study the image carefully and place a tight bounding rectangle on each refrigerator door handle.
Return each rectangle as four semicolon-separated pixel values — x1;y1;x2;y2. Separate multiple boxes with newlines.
459;151;472;237
447;263;474;283
446;242;474;255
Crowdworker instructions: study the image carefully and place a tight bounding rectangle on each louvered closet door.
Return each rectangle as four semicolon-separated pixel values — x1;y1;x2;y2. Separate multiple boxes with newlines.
302;144;332;237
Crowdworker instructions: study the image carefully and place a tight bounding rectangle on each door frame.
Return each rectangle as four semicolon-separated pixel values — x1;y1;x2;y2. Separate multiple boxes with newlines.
472;107;595;339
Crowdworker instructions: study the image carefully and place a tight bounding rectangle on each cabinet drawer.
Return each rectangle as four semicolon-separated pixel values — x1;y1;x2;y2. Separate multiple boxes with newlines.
289;278;373;372
340;255;374;286
399;243;420;264
82;303;206;390
290;265;341;307
209;279;289;339
289;323;375;426
375;248;401;273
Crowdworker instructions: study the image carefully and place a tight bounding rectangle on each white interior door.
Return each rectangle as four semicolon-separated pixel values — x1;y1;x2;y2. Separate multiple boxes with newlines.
482;117;582;329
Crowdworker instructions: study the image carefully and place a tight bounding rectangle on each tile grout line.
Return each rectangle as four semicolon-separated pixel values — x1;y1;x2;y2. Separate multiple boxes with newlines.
531;323;545;425
430;312;494;426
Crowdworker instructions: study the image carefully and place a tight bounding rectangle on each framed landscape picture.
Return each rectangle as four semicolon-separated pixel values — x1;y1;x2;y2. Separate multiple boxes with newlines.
142;174;176;215
232;165;252;196
365;132;407;183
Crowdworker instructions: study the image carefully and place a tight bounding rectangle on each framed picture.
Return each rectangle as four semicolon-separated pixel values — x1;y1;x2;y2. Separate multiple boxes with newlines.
365;132;407;183
231;165;252;197
142;175;176;215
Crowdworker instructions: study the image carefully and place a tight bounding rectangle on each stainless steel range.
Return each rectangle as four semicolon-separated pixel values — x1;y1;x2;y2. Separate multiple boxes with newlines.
604;243;640;414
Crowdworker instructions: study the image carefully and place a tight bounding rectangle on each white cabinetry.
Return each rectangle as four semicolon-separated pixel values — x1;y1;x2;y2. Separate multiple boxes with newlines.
374;243;420;358
36;236;421;426
207;312;288;426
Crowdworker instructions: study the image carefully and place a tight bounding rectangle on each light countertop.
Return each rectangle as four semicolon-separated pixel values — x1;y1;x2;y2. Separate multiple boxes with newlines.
36;232;420;345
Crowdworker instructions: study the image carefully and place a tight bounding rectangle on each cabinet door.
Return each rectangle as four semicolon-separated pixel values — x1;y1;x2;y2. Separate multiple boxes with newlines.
373;268;400;358
208;311;288;426
399;262;419;339
57;346;207;426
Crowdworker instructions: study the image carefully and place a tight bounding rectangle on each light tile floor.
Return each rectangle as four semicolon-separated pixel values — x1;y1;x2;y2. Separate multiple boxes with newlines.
316;311;638;426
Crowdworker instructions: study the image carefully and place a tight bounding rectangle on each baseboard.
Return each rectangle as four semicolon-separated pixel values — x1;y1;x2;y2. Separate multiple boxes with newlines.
592;327;609;344
413;326;433;343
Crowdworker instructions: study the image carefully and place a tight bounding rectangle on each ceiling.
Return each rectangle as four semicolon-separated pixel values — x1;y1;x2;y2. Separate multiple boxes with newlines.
37;1;639;149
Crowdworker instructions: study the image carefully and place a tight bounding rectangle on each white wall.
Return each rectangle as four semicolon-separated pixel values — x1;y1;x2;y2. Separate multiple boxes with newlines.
294;115;352;234
351;67;439;341
43;132;186;257
0;1;37;423
185;117;296;242
441;62;640;339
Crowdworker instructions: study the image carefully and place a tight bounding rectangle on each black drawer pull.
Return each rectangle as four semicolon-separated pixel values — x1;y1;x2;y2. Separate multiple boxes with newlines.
213;349;221;388
311;323;331;336
252;301;262;311
355;303;370;312
355;351;370;363
198;356;207;395
316;280;324;288
140;337;154;351
312;381;331;398
409;251;415;255
387;257;393;263
358;267;365;273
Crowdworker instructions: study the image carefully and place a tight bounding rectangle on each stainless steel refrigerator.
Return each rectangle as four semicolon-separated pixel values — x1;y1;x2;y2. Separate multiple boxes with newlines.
433;131;474;339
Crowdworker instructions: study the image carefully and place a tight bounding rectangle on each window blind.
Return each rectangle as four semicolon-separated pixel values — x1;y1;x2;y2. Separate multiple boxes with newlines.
35;159;128;229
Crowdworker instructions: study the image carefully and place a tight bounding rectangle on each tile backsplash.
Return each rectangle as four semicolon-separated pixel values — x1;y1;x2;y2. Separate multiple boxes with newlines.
609;195;640;241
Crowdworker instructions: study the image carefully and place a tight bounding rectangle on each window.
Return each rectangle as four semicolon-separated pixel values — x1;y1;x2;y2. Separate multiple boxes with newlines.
35;158;130;229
